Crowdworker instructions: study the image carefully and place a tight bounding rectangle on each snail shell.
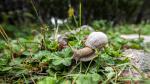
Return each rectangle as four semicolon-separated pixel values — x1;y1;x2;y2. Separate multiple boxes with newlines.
85;32;108;49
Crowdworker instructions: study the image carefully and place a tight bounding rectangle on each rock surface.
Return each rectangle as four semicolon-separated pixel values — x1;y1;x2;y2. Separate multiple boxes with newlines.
120;34;150;79
121;34;150;43
123;49;150;72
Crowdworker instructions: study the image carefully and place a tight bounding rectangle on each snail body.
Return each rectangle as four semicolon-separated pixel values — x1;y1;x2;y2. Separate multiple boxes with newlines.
73;47;94;61
73;32;108;62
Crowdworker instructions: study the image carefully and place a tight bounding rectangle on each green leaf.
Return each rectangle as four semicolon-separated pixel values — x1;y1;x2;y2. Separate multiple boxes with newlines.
37;77;56;84
52;48;72;66
59;79;71;84
75;74;92;84
34;50;51;59
107;72;115;79
1;67;12;71
105;67;113;72
52;57;63;65
75;74;100;84
91;73;101;81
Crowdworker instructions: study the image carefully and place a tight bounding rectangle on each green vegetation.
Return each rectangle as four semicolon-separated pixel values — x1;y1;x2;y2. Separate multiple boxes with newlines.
0;22;150;83
0;0;150;83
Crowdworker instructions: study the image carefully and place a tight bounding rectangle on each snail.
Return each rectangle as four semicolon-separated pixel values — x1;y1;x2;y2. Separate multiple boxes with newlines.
72;32;108;62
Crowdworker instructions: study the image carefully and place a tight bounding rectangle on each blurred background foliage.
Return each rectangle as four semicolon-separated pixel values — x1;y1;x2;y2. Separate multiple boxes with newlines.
0;0;150;25
0;0;150;37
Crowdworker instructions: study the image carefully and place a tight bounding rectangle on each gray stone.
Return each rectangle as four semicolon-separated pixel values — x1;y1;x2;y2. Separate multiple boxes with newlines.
121;34;150;43
123;49;150;72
